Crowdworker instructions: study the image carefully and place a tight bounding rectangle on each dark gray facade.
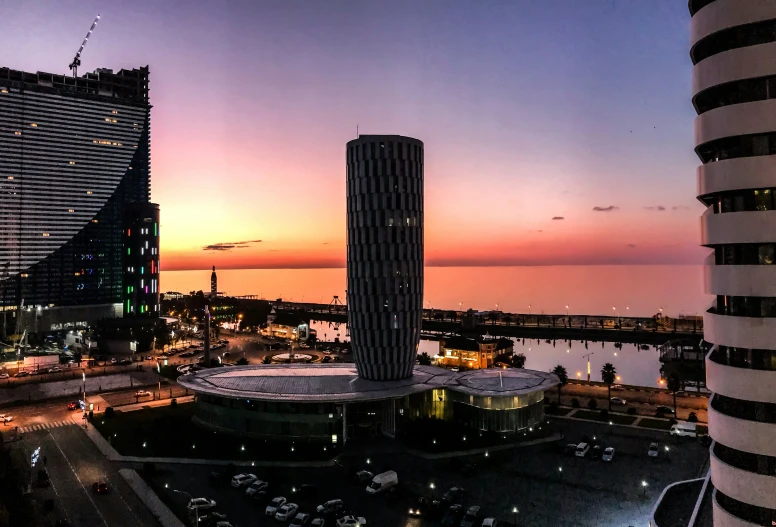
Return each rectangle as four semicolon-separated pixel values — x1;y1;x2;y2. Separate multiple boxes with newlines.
0;66;151;311
346;135;424;380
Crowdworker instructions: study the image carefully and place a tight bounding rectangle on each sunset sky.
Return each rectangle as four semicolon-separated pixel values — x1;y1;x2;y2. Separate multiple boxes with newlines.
3;0;706;270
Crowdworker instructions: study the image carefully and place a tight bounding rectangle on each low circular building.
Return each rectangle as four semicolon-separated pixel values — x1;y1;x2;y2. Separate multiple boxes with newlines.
178;364;557;443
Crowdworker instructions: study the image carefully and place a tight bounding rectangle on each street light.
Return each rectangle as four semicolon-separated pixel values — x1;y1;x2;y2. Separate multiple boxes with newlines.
512;506;518;526
429;482;435;499
641;480;648;497
173;489;198;525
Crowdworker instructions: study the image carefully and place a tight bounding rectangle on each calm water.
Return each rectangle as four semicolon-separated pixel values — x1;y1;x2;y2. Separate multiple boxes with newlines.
162;265;710;318
162;266;711;388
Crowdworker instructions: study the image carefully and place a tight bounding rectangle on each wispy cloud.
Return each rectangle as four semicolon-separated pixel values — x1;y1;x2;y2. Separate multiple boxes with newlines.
644;205;666;211
593;206;619;212
626;243;637;248
552;216;564;220
202;239;262;252
672;205;690;210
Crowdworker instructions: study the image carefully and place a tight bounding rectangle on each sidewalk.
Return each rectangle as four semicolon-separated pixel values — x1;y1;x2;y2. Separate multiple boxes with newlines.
119;469;186;527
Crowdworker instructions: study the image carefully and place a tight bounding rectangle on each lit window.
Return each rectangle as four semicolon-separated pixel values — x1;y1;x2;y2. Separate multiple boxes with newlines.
20;273;28;278
0;89;7;94
69;161;75;165
86;191;92;195
7;176;13;180
30;123;37;127
111;110;118;114
91;219;98;223
68;209;74;213
42;233;49;237
13;131;20;135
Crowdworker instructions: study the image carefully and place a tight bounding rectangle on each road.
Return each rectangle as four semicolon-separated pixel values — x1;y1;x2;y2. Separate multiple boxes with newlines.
17;424;161;527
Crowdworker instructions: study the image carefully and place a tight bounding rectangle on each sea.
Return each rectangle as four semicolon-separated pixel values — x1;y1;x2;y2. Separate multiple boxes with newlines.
161;265;711;388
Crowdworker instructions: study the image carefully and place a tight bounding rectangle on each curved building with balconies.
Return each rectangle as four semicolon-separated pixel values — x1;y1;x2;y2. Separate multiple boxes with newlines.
0;66;153;326
692;1;776;524
346;135;423;381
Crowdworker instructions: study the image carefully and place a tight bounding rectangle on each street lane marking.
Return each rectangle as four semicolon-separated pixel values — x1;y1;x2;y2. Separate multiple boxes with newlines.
48;429;109;527
19;420;76;433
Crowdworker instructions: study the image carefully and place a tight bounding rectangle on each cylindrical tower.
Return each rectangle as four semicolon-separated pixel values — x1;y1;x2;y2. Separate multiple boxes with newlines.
691;1;776;525
346;135;424;380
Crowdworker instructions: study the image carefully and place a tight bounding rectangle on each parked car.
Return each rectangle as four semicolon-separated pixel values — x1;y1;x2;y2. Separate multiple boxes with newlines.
365;470;398;494
311;519;325;527
336;516;366;527
198;512;227;524
291;484;317;498
290;512;311;527
135;390;152;397
0;414;13;423
48;367;61;373
460;505;481;527
266;496;287;516
610;384;624;391
275;503;299;521
110;358;118;364
188;498;216;510
0;373;9;379
482;518;498;527
564;443;577;455
648;443;659;457
119;359;132;365
92;482;109;495
316;499;344;515
13;371;28;378
610;397;627;405
441;487;466;504
656;405;675;415
442;505;465;527
602;447;615;462
575;443;590;457
231;473;257;488
245;480;269;497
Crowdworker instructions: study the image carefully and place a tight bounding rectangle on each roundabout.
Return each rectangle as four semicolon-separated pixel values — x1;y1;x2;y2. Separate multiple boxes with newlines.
270;352;314;363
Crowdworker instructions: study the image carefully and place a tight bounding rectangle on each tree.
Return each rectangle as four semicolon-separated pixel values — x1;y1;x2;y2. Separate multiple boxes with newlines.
552;365;568;404
601;362;617;411
511;353;526;369
417;352;432;366
262;356;272;364
236;357;249;366
587;398;598;410
666;372;681;417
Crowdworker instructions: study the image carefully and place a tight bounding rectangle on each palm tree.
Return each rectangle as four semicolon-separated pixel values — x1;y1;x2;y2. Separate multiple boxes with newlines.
666;372;682;416
552;365;568;404
512;353;526;368
601;363;617;411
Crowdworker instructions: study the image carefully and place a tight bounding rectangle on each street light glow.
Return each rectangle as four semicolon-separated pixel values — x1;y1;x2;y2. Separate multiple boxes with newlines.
512;506;518;513
642;480;648;487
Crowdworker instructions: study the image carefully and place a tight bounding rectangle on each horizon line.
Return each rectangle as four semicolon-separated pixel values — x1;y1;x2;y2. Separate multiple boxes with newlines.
162;262;704;272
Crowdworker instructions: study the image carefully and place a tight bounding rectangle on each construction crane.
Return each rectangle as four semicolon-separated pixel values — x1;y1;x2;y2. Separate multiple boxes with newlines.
582;352;594;383
68;14;101;78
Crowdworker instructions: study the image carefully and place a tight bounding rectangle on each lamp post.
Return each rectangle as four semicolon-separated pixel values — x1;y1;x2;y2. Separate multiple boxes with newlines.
156;361;161;400
512;506;518;527
174;489;197;526
82;372;86;402
641;480;648;497
429;482;435;499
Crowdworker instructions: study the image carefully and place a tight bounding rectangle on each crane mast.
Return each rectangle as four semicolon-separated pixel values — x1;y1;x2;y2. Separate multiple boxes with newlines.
69;14;101;78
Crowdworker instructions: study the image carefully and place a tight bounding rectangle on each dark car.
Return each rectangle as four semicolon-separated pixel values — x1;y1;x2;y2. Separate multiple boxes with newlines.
291;484;318;498
656;405;675;415
119;359;132;365
409;497;442;519
92;482;109;495
441;504;465;527
441;487;466;504
67;402;79;411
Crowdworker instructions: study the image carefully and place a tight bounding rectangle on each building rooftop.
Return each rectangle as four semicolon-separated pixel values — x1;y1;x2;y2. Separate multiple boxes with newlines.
178;364;558;403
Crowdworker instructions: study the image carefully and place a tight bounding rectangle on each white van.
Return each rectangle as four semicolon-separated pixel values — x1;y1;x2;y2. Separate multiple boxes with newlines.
670;422;698;438
575;443;590;457
366;470;398;494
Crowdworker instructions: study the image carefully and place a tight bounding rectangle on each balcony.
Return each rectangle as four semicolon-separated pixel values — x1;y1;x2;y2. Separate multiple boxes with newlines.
696;99;776;148
704;310;776;351
697;156;776;197
694;41;776;97
713;490;765;527
707;350;776;404
691;0;776;48
708;395;776;456
701;209;776;246
704;264;776;297
711;444;776;510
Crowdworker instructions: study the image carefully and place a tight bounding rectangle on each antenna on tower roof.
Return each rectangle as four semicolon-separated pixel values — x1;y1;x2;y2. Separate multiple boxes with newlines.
356;124;359;138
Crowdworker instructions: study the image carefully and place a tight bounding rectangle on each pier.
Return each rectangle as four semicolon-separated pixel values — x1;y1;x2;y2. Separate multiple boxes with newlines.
233;298;703;344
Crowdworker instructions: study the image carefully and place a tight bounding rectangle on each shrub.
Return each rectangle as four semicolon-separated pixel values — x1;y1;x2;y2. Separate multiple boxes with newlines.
105;407;115;418
599;409;609;420
687;412;698;423
627;407;637;415
236;357;249;366
170;398;177;408
587;398;598;410
262;356;272;364
571;398;580;408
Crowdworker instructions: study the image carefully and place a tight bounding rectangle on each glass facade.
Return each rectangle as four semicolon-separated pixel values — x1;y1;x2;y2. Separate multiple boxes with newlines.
0;66;151;309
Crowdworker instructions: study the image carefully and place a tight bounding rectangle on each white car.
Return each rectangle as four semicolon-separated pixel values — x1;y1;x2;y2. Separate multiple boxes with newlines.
610;397;627;405
48;367;62;373
266;496;287;516
311;519;325;527
336;516;366;527
275;503;299;521
187;497;217;510
290;512;311;527
231;473;257;488
316;499;344;514
0;414;13;423
648;443;659;457
135;390;152;397
602;447;615;462
245;480;269;497
0;373;10;379
482;519;498;527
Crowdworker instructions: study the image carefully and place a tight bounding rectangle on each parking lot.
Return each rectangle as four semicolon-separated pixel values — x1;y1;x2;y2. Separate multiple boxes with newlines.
146;419;709;527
